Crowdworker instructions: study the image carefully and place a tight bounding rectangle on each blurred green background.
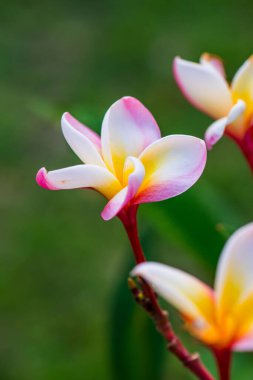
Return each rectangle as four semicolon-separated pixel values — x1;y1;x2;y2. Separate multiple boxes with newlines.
1;0;253;379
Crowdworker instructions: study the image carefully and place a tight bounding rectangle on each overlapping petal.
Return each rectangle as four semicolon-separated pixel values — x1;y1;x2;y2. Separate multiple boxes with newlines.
62;112;101;149
231;293;253;347
173;57;232;119
61;112;105;166
233;334;253;352
132;262;214;326
36;165;121;199
131;224;253;350
135;135;206;203
231;56;253;101
200;53;226;78
215;223;253;323
205;100;246;149
101;97;161;180
101;157;145;220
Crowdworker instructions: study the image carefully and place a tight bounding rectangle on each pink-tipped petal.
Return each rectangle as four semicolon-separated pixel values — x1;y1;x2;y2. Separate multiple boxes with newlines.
135;135;206;204
205;100;246;149
62;112;101;149
61;113;105;166
205;118;227;150
227;100;246;123
132;262;214;326
215;223;253;322
36;164;121;200
233;335;253;352
173;57;232;119
101;157;145;220
101;97;161;179
36;167;59;190
200;53;226;78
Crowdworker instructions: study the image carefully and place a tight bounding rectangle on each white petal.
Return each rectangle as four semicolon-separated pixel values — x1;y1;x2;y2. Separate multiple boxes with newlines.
173;57;232;119
227;100;246;123
205;118;227;150
135;135;206;203
61;112;105;166
200;53;226;78
205;100;246;149
132;262;214;324
36;165;121;199
101;97;161;180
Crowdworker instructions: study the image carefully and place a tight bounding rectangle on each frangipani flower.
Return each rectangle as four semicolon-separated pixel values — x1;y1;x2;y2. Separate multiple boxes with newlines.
132;223;253;351
36;97;206;220
174;54;253;169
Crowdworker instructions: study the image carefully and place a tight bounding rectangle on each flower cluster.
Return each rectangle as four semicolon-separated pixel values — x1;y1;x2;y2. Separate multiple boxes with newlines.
174;54;253;168
36;53;253;380
133;223;253;351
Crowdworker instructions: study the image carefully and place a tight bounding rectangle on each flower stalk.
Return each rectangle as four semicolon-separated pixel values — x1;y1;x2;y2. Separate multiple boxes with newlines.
118;205;146;264
238;127;253;172
212;348;232;380
226;127;253;173
120;206;214;380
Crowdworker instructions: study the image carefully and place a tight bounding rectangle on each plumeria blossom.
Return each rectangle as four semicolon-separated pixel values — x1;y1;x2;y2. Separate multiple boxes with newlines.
173;54;253;168
36;97;206;220
132;223;253;351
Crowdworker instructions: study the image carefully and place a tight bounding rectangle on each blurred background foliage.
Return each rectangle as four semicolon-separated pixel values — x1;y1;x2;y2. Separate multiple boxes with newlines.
0;0;253;379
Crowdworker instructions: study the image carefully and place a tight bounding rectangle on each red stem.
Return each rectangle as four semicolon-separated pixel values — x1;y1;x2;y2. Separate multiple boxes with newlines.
118;205;214;380
226;127;253;173
118;205;145;264
240;144;253;172
212;349;232;380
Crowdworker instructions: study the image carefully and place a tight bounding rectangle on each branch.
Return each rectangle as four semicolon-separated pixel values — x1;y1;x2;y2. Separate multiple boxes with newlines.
212;348;232;380
128;278;215;380
119;206;215;379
